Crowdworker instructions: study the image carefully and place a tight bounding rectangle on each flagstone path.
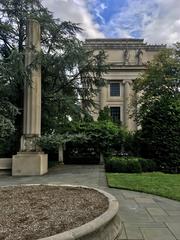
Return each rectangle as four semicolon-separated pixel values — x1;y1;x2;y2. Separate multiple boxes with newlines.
0;165;180;240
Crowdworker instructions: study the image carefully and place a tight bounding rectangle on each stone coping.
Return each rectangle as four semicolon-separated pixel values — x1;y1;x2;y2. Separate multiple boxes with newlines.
0;184;122;240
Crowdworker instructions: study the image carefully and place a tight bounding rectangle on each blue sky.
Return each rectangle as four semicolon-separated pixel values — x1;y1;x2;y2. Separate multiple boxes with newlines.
88;0;127;26
87;0;158;38
43;0;180;44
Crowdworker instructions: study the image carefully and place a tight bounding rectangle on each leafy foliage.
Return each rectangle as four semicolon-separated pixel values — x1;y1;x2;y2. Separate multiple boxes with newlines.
105;156;157;173
0;51;20;139
37;119;125;154
139;97;180;171
0;0;109;155
133;46;180;124
132;45;180;171
98;106;112;122
105;156;142;173
37;118;127;163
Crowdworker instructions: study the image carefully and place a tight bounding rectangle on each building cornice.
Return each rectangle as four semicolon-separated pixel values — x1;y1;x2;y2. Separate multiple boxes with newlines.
85;38;166;51
109;64;147;71
86;38;144;42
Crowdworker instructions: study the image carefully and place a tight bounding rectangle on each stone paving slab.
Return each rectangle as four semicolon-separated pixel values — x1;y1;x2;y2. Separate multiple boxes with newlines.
166;210;180;216
119;208;154;223
146;207;167;216
121;190;148;199
0;165;180;240
141;228;176;240
125;226;144;239
118;224;127;240
124;222;167;228
166;223;180;240
153;215;180;223
155;199;180;211
119;198;139;209
135;197;156;204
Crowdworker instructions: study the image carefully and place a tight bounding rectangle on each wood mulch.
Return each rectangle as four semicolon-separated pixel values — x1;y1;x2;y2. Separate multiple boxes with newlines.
0;185;108;240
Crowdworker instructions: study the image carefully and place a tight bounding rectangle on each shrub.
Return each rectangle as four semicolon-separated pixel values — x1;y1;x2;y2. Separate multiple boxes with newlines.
105;156;157;173
126;158;142;173
123;131;142;156
105;156;142;173
139;158;157;172
38;120;127;163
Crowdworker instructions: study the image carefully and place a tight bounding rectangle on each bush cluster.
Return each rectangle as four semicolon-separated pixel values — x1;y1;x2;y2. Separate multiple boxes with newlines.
105;156;157;173
37;119;127;164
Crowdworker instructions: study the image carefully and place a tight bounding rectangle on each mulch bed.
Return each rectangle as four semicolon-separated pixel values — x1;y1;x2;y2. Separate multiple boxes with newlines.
0;185;108;240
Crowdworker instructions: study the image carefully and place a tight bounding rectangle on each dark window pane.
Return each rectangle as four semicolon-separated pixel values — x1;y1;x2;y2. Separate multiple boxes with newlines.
110;107;121;122
110;82;120;96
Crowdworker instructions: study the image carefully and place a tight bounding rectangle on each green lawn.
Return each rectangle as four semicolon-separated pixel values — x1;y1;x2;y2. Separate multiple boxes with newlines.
107;172;180;201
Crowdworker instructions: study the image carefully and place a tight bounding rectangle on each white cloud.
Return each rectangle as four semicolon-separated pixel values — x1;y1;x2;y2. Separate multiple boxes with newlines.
102;0;180;44
90;1;107;25
42;0;105;39
102;0;158;39
42;0;180;44
143;0;180;44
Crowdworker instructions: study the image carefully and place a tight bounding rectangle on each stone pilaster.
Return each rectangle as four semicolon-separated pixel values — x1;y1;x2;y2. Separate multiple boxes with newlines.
99;86;106;110
123;80;132;128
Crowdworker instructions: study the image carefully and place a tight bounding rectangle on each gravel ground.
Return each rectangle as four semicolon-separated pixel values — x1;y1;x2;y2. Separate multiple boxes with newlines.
0;185;108;240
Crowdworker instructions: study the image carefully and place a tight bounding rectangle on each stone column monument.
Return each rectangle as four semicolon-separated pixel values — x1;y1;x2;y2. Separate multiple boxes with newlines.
12;19;48;176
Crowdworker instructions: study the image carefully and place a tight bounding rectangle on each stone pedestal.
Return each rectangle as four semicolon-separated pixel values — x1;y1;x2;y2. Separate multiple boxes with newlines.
12;152;48;176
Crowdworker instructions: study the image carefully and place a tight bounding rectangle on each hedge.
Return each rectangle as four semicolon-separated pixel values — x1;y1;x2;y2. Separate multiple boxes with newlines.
105;156;157;173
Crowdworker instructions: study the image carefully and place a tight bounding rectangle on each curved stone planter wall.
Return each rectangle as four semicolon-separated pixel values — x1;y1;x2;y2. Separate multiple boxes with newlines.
0;184;122;240
40;185;122;240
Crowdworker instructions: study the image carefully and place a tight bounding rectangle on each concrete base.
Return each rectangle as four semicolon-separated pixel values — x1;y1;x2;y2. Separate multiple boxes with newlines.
12;152;48;176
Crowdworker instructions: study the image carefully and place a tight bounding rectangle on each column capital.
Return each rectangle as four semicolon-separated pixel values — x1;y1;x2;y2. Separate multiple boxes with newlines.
122;80;133;85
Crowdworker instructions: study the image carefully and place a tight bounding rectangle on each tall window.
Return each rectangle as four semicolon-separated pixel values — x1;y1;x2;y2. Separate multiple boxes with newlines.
110;107;121;123
110;82;120;96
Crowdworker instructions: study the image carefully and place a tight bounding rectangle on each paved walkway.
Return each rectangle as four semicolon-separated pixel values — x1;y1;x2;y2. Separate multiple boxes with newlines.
0;165;180;240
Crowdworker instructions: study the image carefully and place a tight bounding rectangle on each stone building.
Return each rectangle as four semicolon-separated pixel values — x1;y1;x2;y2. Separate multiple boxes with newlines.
85;38;166;131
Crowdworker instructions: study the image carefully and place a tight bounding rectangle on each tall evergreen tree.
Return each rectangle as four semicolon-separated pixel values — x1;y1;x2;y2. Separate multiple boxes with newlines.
133;45;180;170
0;0;109;155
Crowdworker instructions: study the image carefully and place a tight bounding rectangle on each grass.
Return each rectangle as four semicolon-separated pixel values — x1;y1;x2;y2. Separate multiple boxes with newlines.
107;172;180;201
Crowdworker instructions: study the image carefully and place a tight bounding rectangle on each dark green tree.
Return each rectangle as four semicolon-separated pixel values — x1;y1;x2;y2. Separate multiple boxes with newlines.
133;45;180;171
133;46;180;123
139;97;180;170
0;0;109;155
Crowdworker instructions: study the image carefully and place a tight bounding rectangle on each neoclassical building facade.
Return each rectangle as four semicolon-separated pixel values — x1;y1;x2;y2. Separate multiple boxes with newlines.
85;38;166;131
